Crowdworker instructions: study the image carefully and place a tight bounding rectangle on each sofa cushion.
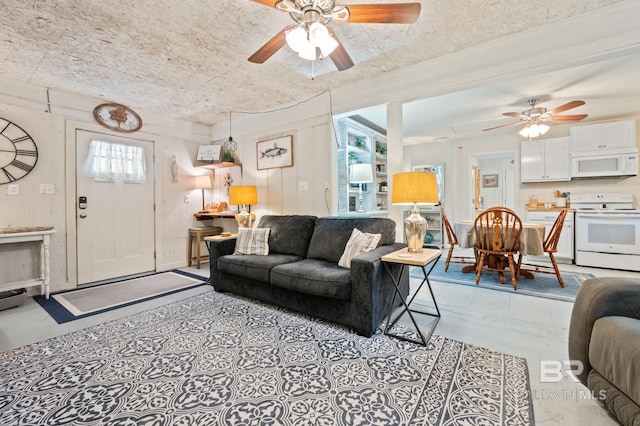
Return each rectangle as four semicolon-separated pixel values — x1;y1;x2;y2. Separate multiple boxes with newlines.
589;316;640;406
338;228;381;268
257;215;317;257
218;253;303;283
271;259;352;300
234;228;270;255
307;217;396;264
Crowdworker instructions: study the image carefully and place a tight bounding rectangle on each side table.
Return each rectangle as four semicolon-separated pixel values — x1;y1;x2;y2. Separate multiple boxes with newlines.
381;247;442;346
188;226;223;269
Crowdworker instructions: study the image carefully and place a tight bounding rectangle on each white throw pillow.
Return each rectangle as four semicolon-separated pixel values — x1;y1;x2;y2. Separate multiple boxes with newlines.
338;228;381;268
234;228;270;255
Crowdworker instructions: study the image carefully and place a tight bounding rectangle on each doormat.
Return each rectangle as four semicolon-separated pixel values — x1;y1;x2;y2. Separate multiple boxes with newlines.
415;260;594;302
35;270;206;323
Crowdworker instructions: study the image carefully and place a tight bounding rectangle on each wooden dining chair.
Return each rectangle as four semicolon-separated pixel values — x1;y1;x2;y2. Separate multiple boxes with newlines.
441;207;475;272
473;207;523;289
521;208;568;288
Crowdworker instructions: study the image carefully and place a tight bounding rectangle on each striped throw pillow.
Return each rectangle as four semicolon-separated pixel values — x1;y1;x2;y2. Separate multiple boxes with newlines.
234;228;270;255
338;228;381;268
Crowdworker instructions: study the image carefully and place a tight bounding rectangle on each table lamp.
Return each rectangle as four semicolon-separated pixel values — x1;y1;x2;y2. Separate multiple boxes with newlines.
229;185;258;228
349;164;374;213
194;175;213;213
391;171;439;252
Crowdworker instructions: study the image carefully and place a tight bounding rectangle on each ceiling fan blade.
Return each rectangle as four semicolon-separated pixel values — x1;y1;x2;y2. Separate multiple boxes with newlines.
548;100;585;115
503;112;526;119
247;26;295;64
549;114;588;122
327;28;354;71
250;0;280;7
343;3;421;24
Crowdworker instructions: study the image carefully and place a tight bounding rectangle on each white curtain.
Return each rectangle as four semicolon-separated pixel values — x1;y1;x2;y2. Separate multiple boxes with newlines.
83;140;146;182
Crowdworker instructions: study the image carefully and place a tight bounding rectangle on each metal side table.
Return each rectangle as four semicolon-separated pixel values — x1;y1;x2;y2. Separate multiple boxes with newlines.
381;247;442;346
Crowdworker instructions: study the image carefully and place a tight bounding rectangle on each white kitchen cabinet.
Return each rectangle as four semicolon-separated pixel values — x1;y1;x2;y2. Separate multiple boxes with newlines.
570;119;636;152
525;210;574;264
521;137;570;182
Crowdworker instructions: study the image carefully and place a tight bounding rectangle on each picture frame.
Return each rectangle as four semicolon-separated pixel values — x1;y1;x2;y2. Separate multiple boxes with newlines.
197;144;221;162
482;174;499;188
257;135;293;170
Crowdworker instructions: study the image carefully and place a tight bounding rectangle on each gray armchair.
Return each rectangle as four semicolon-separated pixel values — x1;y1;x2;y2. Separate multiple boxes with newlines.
568;277;640;425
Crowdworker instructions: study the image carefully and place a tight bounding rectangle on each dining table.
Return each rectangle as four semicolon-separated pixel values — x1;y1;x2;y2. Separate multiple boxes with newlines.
453;219;546;282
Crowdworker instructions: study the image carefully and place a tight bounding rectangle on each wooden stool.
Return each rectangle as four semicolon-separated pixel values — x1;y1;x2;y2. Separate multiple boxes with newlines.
188;226;222;268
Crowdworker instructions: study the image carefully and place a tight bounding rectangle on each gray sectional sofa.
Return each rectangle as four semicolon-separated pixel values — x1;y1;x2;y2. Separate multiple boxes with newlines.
208;215;408;337
569;277;640;425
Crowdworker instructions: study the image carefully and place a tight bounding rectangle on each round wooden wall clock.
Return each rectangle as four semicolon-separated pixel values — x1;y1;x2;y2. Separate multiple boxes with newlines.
93;102;142;133
0;118;38;185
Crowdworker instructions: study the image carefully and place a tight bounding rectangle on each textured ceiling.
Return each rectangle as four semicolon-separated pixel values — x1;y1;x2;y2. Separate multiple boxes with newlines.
0;0;621;128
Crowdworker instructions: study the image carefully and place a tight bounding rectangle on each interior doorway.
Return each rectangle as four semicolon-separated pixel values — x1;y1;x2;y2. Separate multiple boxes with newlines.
470;153;516;218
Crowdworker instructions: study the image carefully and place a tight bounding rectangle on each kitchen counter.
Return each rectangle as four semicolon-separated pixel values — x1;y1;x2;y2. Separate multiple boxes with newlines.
525;201;576;212
526;207;576;212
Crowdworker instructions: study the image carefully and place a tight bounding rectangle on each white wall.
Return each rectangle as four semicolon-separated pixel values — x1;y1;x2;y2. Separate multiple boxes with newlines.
0;83;212;293
0;105;66;286
210;97;335;224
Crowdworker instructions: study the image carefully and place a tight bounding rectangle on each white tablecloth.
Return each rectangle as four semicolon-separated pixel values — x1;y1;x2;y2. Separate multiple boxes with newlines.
454;220;545;256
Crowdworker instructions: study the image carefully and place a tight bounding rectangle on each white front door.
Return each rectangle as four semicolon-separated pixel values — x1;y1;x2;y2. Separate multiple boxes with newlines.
76;130;155;284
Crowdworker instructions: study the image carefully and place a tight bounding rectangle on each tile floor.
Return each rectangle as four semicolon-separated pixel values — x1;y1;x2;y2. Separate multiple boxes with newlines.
0;261;637;425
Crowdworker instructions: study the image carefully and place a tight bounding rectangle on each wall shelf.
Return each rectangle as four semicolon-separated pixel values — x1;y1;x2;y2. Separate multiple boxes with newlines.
197;161;238;170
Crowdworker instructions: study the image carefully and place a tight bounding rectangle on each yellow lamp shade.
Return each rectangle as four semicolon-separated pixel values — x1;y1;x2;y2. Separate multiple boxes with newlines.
229;185;258;206
391;172;438;205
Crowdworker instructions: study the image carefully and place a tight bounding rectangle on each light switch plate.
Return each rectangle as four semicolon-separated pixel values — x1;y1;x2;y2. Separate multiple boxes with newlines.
7;184;19;195
40;184;55;194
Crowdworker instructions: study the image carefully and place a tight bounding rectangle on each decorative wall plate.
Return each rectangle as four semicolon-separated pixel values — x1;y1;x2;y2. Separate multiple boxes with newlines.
0;118;38;185
93;103;142;133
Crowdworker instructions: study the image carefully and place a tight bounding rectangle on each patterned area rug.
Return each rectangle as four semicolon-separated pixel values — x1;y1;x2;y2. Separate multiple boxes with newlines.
417;260;594;302
0;291;534;425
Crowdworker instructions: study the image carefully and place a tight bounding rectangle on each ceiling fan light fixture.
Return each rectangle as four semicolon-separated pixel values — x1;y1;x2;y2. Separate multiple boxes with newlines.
309;22;338;56
318;34;338;56
308;22;328;43
519;123;550;138
298;41;317;60
285;26;308;53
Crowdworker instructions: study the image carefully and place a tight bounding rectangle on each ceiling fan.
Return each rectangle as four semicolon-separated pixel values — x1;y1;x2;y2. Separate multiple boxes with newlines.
248;1;421;71
483;98;588;137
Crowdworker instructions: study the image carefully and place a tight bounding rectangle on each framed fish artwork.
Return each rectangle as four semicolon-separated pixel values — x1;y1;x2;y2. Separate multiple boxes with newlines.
256;135;293;170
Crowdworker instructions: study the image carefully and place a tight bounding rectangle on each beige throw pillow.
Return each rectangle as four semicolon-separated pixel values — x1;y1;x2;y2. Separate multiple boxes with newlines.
234;228;270;255
338;228;381;268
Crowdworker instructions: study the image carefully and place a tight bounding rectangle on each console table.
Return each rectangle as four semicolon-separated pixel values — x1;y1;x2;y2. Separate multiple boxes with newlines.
0;227;56;299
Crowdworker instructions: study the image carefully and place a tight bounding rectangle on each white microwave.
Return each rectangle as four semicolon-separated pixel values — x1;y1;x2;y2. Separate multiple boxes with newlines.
571;149;638;179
